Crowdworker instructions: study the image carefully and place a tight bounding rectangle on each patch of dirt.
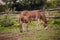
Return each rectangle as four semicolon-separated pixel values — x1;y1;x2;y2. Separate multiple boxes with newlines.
0;26;60;40
0;32;32;40
0;32;19;40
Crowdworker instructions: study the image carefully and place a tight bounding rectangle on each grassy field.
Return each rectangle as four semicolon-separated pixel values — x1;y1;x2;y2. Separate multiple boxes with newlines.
0;11;60;40
0;18;60;40
19;19;60;40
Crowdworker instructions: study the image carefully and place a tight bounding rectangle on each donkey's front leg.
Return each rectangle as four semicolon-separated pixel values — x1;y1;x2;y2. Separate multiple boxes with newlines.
43;19;48;30
19;22;23;32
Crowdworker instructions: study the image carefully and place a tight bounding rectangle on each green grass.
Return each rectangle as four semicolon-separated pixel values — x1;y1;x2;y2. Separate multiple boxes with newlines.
18;18;60;40
19;27;60;40
0;25;19;33
0;14;60;40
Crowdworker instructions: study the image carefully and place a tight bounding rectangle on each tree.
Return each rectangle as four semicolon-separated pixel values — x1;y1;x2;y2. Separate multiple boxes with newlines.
1;0;47;11
19;0;47;10
46;0;60;8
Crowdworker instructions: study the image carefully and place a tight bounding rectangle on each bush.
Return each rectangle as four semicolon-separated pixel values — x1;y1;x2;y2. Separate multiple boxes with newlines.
0;19;14;27
0;13;15;27
0;5;6;12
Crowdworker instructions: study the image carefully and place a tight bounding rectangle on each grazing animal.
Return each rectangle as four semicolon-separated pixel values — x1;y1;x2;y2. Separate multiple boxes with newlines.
19;10;48;32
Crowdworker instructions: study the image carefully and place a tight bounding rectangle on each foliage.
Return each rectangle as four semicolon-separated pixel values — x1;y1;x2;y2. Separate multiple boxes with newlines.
0;20;14;27
0;14;15;27
46;0;60;8
0;0;46;12
0;0;60;11
19;0;47;10
0;5;6;12
0;4;12;12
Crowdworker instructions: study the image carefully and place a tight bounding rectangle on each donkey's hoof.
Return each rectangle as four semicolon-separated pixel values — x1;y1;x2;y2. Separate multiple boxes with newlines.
44;27;48;30
37;29;41;31
20;31;23;33
27;30;29;32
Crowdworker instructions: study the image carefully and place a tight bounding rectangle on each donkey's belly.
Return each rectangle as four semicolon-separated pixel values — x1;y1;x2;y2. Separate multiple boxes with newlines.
31;18;37;21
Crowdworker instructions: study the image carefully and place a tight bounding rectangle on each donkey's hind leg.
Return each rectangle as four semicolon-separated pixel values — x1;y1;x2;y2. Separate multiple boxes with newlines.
26;23;29;32
37;19;41;31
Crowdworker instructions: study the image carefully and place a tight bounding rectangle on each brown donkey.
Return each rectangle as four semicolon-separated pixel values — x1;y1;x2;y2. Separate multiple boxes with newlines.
19;10;48;32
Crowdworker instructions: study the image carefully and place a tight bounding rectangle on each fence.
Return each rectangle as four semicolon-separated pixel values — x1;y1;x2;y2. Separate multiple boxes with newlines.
45;10;60;18
0;9;60;19
0;9;60;27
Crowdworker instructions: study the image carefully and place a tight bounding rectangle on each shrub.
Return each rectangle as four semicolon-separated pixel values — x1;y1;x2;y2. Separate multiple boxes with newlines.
0;19;14;27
